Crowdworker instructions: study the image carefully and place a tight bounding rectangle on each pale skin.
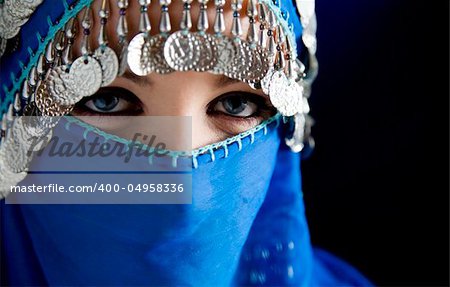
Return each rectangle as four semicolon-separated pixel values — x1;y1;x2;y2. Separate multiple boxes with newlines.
71;0;275;149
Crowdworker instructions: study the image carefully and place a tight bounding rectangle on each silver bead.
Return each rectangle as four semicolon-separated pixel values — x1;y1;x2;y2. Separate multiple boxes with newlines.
65;18;77;39
258;3;267;23
258;27;267;48
139;8;151;33
247;0;258;17
276;25;284;44
198;0;209;4
81;8;92;30
13;93;21;113
197;6;209;31
214;0;225;6
267;10;276;29
231;0;242;11
275;48;285;70
267;32;276;55
214;10;225;34
160;0;171;5
180;8;192;30
139;0;151;5
117;0;129;9
159;10;171;33
231;16;242;37
36;54;46;76
117;14;128;37
247;22;258;44
45;40;54;64
28;66;38;87
62;41;73;65
6;104;13;122
21;79;31;101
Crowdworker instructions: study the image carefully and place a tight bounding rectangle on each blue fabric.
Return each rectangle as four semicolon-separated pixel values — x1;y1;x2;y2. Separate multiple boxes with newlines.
1;0;372;286
1;116;372;286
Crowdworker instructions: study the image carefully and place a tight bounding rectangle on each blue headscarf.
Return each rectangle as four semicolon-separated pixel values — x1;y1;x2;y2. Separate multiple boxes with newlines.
0;0;373;286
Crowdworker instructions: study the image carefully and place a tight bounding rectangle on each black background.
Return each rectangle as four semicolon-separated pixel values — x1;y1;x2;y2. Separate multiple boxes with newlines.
302;0;449;286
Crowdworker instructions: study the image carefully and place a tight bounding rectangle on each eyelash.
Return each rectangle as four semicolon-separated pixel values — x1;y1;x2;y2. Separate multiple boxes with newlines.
72;88;274;120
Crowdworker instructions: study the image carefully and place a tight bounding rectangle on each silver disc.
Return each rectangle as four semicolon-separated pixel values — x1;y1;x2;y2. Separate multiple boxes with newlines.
68;56;103;98
0;9;22;39
261;67;275;95
4;119;31;173
211;35;235;75
244;46;270;84
47;66;80;106
94;46;119;87
35;83;73;116
127;33;153;76
4;1;34;20
163;31;201;72
146;34;174;74
268;71;298;116
226;40;252;80
193;33;218;72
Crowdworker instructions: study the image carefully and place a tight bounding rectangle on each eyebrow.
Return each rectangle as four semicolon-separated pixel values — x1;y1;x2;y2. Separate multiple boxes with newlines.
121;70;242;88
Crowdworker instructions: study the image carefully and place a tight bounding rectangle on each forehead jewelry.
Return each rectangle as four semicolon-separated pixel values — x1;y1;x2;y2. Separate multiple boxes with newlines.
116;0;130;76
94;0;120;87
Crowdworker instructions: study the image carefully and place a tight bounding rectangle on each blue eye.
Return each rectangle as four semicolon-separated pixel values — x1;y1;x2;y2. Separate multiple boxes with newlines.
75;87;142;115
89;95;120;112
213;93;260;117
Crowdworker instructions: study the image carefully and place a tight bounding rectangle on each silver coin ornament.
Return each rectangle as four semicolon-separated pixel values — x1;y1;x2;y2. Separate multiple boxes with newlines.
68;56;103;98
244;46;270;84
268;70;298;116
127;33;153;76
47;66;80;106
261;66;275;95
226;40;252;80
211;35;235;75
145;34;174;74
94;46;120;87
3;119;31;173
0;9;22;39
35;82;73;116
193;33;218;72
163;31;202;71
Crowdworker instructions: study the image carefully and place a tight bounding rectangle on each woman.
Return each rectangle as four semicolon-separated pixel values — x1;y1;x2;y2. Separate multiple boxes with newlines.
0;0;372;285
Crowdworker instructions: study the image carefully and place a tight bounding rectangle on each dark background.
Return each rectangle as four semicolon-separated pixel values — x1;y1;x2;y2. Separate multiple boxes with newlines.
301;0;449;286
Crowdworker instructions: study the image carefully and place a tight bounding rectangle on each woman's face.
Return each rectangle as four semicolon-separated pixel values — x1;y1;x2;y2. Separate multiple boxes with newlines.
71;0;276;149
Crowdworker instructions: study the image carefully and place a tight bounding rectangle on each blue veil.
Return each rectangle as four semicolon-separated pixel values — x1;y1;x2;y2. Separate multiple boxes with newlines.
0;0;373;285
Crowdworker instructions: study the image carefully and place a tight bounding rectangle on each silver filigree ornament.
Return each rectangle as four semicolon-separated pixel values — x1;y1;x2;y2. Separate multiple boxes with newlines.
94;46;119;87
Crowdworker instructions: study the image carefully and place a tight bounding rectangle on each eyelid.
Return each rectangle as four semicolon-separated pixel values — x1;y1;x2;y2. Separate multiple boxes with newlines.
206;91;269;113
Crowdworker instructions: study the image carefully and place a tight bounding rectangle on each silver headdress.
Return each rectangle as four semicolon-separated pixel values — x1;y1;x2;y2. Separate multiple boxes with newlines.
0;0;318;197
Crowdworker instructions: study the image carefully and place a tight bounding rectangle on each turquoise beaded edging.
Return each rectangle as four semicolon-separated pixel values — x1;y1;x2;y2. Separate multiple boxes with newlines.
0;0;297;116
63;113;282;169
0;0;94;115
